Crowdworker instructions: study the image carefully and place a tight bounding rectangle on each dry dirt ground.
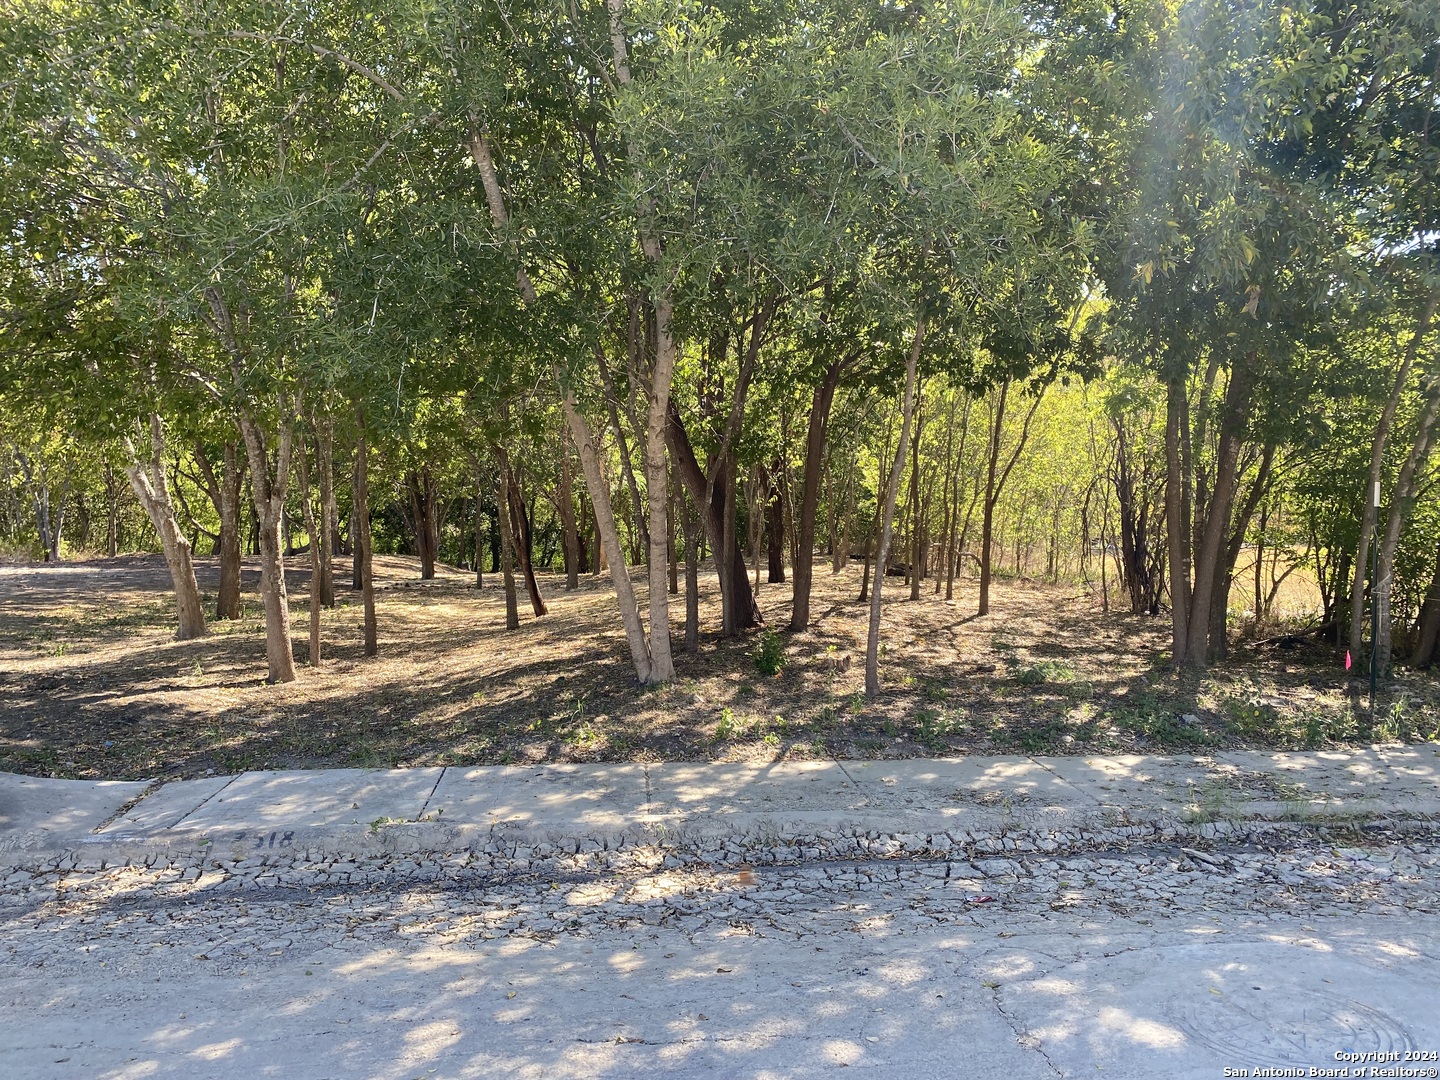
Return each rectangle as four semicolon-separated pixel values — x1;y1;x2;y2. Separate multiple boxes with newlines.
2;554;1438;781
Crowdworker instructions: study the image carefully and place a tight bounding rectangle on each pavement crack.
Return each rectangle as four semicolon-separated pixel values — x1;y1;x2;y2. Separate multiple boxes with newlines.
989;986;1061;1078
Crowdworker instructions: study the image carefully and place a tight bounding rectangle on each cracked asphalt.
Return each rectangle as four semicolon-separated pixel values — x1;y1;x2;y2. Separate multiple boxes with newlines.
3;835;1440;1078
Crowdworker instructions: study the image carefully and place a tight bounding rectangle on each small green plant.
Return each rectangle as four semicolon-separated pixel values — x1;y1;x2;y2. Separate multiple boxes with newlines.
1014;660;1076;686
714;706;741;741
915;707;965;750
567;724;600;749
754;631;785;676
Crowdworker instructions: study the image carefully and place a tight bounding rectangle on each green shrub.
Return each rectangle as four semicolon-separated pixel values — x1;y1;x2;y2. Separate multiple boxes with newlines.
754;631;786;676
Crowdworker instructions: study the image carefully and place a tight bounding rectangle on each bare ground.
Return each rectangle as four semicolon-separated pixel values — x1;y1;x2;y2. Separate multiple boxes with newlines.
2;553;1437;781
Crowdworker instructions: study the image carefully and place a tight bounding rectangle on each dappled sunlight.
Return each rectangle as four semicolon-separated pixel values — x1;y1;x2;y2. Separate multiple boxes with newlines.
823;1042;864;1065
10;551;1427;784
108;1062;162;1079
1094;1006;1186;1050
1372;939;1422;959
190;1038;243;1061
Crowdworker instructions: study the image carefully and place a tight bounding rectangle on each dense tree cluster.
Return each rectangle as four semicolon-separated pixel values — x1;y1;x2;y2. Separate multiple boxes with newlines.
1;0;1437;690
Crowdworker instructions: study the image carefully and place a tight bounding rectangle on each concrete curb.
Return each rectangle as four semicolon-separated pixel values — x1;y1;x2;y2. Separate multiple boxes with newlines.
5;797;1438;886
3;746;1438;883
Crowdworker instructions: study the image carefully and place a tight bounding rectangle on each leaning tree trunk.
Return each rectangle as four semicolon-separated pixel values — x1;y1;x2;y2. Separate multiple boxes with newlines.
238;407;297;684
123;414;207;641
496;467;521;630
866;315;924;699
1410;535;1440;667
1206;443;1274;662
1349;292;1439;662
468;117;661;681
978;383;1006;616
1183;361;1253;669
1375;377;1440;674
501;457;547;617
562;391;655;680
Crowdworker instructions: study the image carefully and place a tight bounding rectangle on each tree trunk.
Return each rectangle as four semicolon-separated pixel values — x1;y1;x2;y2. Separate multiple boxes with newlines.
683;486;700;653
866;315;924;699
468;104;663;682
406;466;439;580
1411;535;1440;667
559;433;581;591
977;382;1042;615
103;461;121;557
474;481;486;588
238;406;297;684
1183;360;1254;669
908;395;926;601
501;456;547;617
859;519;876;603
561;392;655;680
789;364;840;630
1165;376;1191;663
123;415;207;641
666;405;762;635
1349;292;1439;660
978;384;1006;615
668;472;680;594
497;466;521;631
351;443;364;592
316;419;337;608
354;405;378;657
833;450;857;574
1209;443;1274;660
1375;377;1440;674
195;441;245;621
297;435;322;666
765;460;786;584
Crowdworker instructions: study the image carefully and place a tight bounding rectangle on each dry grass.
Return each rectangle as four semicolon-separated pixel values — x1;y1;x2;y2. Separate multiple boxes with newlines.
2;553;1438;781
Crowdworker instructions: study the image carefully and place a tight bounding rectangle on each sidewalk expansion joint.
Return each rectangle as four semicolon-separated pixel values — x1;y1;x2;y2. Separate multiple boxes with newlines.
167;774;239;830
417;767;448;820
91;779;163;834
832;759;861;787
1027;756;1104;807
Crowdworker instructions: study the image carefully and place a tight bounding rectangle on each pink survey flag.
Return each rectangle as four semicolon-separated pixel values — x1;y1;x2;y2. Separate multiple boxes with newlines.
1345;650;1352;670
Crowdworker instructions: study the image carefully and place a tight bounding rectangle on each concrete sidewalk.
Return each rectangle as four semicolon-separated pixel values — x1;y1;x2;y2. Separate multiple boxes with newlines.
2;745;1437;878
